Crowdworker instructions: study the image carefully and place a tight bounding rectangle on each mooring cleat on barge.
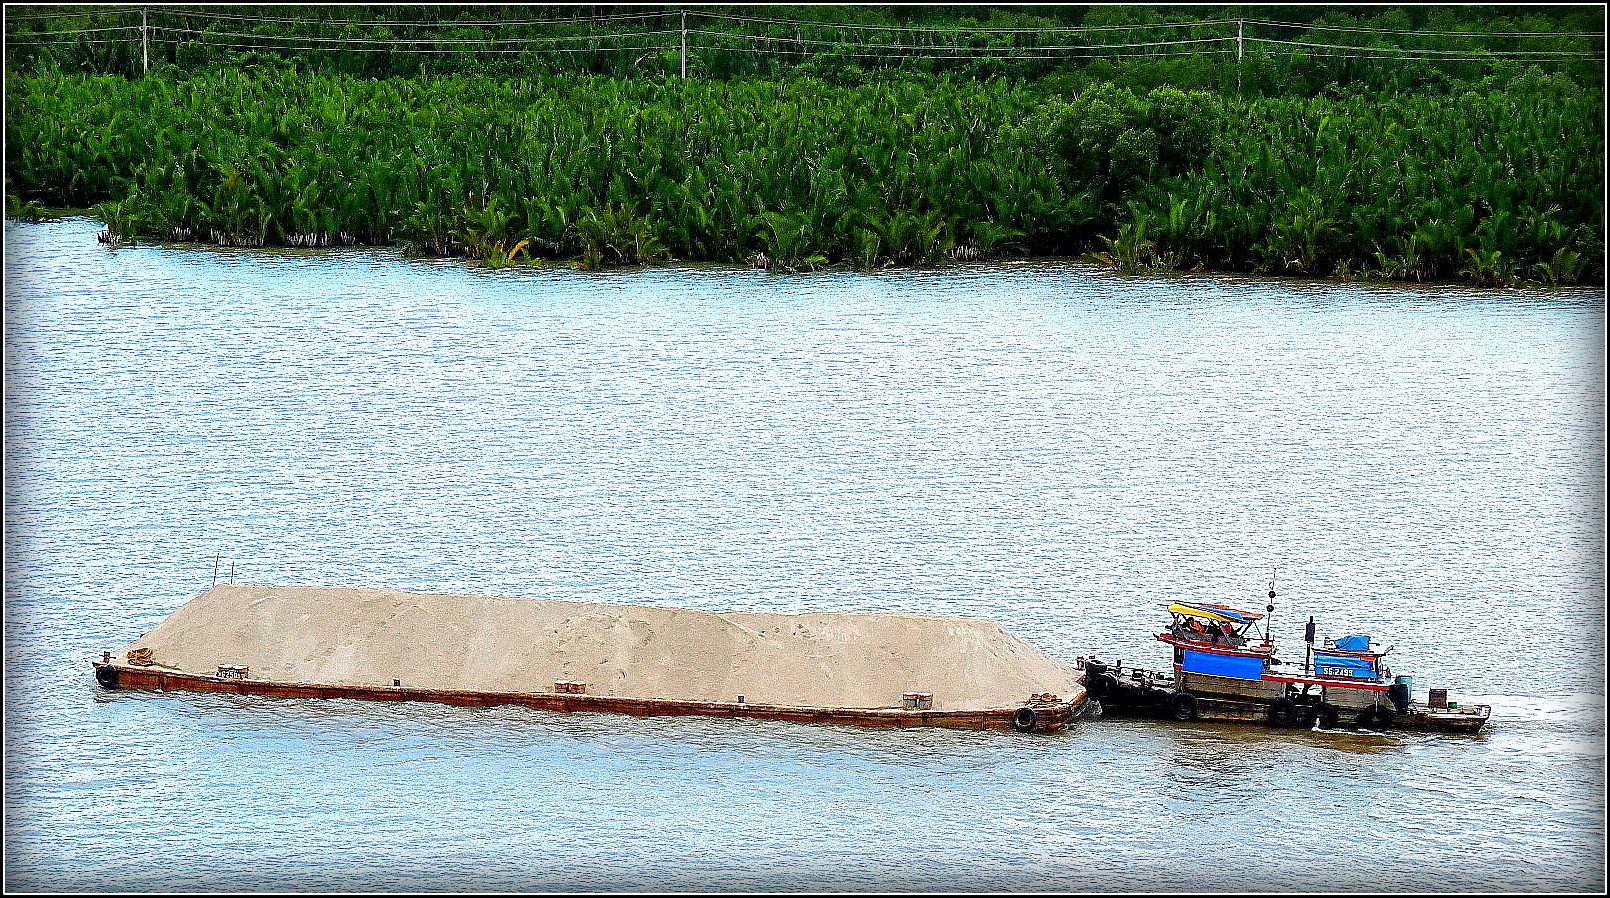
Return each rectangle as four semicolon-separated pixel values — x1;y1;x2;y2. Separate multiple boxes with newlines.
1078;582;1492;734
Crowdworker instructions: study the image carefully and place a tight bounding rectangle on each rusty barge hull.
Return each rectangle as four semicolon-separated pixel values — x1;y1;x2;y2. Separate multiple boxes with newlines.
91;662;1078;733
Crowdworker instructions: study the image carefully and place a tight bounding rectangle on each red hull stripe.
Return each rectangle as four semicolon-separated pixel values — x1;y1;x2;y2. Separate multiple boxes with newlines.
1263;674;1391;691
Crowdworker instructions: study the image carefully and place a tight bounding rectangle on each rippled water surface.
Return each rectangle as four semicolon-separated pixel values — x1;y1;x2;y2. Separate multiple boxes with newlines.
5;219;1605;891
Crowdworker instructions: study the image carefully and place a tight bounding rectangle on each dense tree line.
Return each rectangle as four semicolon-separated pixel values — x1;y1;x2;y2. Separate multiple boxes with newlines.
4;6;1604;285
7;69;1599;285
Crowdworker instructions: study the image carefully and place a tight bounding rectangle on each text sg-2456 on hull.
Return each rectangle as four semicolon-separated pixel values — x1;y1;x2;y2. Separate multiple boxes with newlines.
1079;591;1491;734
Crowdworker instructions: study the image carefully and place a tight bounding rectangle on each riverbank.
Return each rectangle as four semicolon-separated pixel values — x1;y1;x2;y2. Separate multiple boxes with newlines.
13;212;1598;293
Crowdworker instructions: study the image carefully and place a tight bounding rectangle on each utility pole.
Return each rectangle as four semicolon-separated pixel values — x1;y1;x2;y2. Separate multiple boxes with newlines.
1236;18;1244;95
141;7;149;76
680;9;688;78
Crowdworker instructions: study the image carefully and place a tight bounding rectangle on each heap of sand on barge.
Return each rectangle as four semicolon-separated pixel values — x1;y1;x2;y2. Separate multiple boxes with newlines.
91;584;1087;733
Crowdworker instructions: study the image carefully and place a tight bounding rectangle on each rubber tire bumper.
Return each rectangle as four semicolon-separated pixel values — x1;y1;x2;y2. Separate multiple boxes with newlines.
94;665;119;689
1012;707;1038;732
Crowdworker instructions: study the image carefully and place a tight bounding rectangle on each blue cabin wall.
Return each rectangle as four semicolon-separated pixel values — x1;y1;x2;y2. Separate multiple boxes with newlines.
1180;649;1265;681
1312;652;1379;679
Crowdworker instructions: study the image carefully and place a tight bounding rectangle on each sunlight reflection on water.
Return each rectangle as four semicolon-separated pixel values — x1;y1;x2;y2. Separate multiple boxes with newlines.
4;219;1604;891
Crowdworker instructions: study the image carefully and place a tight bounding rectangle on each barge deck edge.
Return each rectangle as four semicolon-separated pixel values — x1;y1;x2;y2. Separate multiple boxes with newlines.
91;662;1084;733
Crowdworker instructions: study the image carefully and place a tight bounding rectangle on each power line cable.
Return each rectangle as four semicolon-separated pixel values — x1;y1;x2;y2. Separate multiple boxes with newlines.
1247;18;1604;38
2;7;134;20
147;26;680;45
713;43;1237;61
699;11;1237;34
1248;35;1604;57
3;24;139;36
141;34;671;54
148;8;670;27
691;29;1233;53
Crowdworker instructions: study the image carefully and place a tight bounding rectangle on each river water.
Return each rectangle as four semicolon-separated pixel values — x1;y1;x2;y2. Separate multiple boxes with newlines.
4;218;1604;891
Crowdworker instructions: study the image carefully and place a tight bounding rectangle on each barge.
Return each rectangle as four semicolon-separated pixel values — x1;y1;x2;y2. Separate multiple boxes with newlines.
90;584;1086;734
1081;594;1490;734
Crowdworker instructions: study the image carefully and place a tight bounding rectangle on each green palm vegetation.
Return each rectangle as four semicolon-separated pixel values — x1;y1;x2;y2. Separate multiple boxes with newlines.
6;193;53;222
6;71;1084;271
1104;80;1603;285
4;66;1602;285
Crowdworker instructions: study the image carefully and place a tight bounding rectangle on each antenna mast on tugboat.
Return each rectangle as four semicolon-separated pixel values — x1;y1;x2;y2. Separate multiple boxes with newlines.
1264;567;1278;645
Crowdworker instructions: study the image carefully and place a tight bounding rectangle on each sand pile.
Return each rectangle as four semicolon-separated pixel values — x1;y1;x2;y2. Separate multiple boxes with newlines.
121;585;1085;711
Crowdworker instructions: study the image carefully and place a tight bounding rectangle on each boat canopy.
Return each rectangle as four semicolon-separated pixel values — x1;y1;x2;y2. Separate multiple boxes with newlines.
1164;601;1265;625
1332;634;1372;651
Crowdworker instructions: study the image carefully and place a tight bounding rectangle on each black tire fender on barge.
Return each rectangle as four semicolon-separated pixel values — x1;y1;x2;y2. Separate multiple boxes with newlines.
1267;697;1298;728
1170;691;1198;721
1012;707;1038;732
94;664;119;689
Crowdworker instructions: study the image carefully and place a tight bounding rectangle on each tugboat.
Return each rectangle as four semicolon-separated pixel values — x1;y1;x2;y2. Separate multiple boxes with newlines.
1081;579;1491;733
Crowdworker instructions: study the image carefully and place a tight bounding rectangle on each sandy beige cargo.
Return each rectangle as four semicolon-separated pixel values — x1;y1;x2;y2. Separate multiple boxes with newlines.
91;585;1087;733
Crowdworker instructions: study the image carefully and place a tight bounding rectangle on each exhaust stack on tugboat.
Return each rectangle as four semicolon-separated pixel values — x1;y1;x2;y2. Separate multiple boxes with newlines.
1080;578;1491;734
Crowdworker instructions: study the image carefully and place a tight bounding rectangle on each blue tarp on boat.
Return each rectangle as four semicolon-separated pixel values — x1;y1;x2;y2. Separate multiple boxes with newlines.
1333;634;1372;651
1181;649;1265;681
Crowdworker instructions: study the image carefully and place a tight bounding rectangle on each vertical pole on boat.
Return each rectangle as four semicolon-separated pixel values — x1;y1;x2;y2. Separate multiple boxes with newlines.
1264;567;1277;645
1304;615;1316;674
212;552;219;587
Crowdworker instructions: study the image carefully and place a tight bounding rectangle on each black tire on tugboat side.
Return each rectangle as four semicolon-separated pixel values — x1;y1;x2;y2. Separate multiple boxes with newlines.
1170;691;1198;721
94;665;118;689
1316;703;1340;729
1267;698;1298;728
1372;703;1396;729
1012;707;1038;733
1082;671;1106;701
1146;689;1174;718
1094;673;1119;703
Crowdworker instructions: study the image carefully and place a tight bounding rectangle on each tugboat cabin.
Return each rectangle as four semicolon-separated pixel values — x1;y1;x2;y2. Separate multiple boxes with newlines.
1264;633;1398;718
1156;602;1287;716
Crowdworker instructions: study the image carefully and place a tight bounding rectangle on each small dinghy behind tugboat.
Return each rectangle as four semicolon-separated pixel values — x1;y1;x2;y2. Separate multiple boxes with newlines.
1081;584;1491;734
